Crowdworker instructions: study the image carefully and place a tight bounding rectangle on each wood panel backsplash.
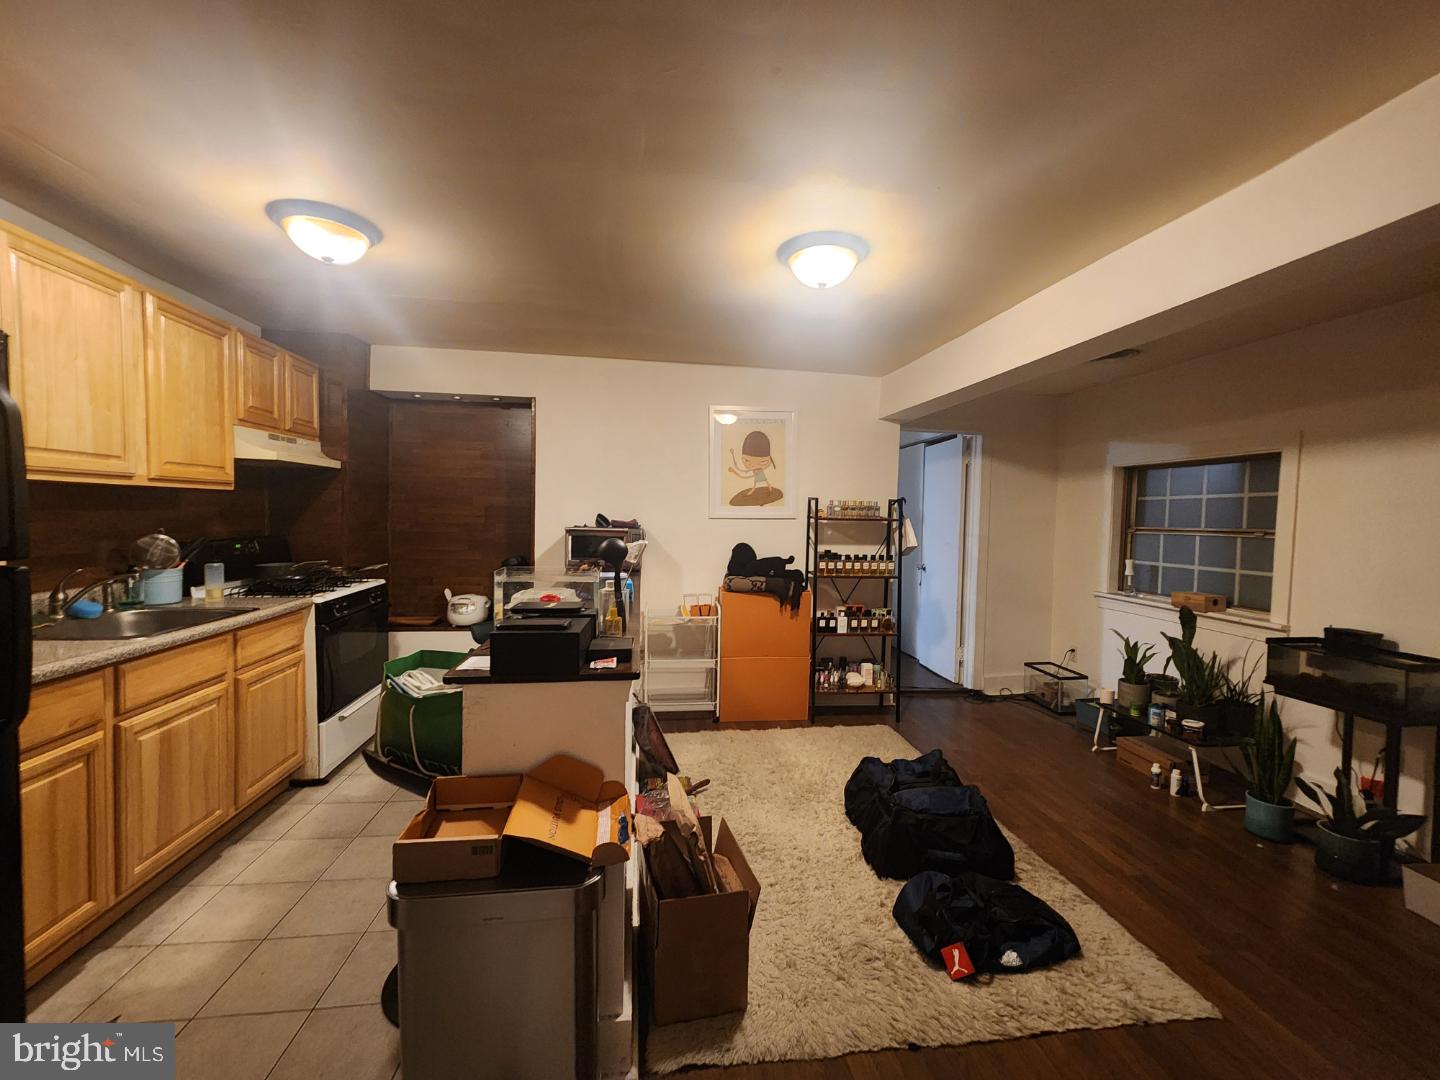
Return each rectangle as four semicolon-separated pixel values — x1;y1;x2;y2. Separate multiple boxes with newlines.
26;469;271;591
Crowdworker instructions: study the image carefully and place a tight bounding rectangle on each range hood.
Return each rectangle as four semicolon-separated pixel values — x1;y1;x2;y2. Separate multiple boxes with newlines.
233;426;341;469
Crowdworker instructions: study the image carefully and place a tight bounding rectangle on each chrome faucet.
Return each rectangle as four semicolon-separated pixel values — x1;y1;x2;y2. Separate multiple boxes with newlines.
47;568;137;618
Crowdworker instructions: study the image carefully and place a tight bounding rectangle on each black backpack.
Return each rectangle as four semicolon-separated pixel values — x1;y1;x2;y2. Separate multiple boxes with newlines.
893;871;1081;980
844;750;1015;881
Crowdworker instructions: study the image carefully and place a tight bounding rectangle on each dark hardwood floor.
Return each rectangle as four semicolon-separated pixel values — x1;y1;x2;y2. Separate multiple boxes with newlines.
659;696;1440;1079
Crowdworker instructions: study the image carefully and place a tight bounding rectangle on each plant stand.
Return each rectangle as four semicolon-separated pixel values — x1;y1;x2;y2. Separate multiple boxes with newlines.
1097;702;1245;812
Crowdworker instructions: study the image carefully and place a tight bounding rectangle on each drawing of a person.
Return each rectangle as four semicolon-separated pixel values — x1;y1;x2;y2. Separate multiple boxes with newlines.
727;430;784;506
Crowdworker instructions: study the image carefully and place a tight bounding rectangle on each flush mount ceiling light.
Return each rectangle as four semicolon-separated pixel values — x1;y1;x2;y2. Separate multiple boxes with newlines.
776;231;870;289
714;412;738;425
265;199;383;265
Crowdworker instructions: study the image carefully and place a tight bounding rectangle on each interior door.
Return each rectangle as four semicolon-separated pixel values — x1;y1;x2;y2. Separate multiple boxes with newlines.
915;437;964;682
898;442;925;653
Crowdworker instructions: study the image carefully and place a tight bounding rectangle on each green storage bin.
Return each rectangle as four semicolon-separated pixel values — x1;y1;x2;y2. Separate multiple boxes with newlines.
376;650;469;778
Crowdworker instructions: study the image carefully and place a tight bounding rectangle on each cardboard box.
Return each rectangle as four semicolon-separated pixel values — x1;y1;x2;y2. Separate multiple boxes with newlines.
393;753;631;884
643;817;761;1026
1170;590;1227;613
1403;863;1440;927
1115;735;1210;783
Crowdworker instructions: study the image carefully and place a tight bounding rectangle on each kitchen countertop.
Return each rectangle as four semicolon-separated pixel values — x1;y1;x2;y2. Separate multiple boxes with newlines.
31;596;315;684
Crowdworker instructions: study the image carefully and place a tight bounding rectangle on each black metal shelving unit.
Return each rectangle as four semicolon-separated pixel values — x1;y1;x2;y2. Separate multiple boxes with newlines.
806;496;905;724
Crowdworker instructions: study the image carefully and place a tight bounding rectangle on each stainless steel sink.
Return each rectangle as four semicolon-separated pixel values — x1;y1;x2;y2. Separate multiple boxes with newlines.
34;607;257;641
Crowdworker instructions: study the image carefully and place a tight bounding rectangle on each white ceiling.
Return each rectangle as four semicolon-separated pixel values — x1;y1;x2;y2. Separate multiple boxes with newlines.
2;1;1439;375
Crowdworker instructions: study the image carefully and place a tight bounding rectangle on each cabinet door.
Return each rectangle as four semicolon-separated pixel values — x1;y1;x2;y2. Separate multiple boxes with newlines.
21;729;112;966
0;227;145;482
234;650;306;806
235;331;285;429
144;293;234;487
283;353;321;437
115;682;232;893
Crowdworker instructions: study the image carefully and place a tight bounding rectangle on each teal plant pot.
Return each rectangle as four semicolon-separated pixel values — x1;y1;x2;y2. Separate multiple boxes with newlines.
1313;821;1390;884
1244;793;1294;843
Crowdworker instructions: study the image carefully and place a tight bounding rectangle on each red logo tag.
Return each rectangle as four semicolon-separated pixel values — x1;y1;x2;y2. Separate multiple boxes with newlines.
941;941;975;981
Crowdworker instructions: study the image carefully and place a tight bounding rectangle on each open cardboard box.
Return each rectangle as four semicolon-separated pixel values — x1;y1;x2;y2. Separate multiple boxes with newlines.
393;753;631;884
642;816;761;1026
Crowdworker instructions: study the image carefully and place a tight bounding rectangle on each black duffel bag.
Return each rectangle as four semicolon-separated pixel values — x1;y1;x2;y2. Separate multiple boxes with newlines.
893;870;1081;980
844;750;1015;881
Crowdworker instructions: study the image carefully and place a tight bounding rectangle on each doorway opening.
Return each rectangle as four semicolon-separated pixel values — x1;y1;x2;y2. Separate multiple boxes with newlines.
897;431;977;692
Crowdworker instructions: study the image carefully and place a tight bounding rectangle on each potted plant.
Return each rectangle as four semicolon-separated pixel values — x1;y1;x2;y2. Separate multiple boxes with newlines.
1149;670;1180;711
1216;650;1262;737
1161;606;1229;731
1111;631;1157;717
1294;768;1426;884
1236;695;1297;842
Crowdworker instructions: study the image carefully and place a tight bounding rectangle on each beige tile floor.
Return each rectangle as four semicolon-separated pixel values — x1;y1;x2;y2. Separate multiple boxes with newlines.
27;752;420;1080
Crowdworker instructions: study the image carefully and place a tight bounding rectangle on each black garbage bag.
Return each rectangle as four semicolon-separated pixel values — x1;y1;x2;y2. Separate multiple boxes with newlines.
844;750;1015;881
893;870;1081;980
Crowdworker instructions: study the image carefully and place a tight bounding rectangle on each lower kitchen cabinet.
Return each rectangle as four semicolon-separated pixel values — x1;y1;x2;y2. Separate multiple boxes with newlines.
234;650;306;806
20;729;112;966
114;681;232;894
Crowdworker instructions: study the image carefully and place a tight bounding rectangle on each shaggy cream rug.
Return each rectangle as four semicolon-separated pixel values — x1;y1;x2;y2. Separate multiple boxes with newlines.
645;725;1219;1073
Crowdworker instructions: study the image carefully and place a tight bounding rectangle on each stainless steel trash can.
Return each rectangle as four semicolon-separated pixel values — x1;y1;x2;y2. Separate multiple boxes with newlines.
390;846;604;1080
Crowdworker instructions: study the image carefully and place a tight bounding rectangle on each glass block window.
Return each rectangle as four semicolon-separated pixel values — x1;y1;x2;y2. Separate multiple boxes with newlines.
1121;453;1280;613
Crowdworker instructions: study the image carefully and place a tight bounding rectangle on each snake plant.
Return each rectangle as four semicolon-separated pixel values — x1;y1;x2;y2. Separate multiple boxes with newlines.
1238;696;1296;805
1161;605;1229;707
1294;767;1426;842
1112;631;1157;685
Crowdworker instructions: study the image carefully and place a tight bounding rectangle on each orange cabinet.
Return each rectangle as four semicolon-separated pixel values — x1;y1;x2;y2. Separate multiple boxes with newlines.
718;590;812;722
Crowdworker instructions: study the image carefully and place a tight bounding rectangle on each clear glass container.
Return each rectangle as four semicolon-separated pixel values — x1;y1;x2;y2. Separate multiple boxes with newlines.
1023;661;1089;714
1266;638;1440;724
492;566;602;619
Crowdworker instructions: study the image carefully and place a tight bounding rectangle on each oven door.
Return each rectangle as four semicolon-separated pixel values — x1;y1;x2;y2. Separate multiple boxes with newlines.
316;587;389;721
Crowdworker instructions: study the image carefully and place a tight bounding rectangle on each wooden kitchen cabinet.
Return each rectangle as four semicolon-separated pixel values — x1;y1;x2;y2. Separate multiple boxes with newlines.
21;729;113;966
115;682;232;893
144;293;234;487
284;353;321;437
235;331;286;429
0;227;146;483
234;650;306;806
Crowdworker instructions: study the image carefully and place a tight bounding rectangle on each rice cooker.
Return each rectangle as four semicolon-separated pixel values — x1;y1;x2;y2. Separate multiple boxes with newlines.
444;588;492;627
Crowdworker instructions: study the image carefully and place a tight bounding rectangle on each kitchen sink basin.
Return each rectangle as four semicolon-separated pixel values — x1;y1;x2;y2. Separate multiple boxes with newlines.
34;607;257;641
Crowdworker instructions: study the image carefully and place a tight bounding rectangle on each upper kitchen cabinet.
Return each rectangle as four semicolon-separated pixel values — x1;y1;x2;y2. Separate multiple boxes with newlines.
235;331;285;429
284;352;321;437
0;227;146;483
144;293;234;487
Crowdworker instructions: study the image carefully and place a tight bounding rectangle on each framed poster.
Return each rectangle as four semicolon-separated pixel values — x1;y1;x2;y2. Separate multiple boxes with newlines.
709;406;798;519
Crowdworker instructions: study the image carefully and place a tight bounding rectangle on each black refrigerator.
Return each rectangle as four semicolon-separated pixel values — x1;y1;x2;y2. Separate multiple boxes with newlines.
0;328;31;1020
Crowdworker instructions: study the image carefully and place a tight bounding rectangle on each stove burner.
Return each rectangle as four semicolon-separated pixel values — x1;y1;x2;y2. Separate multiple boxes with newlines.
238;567;379;597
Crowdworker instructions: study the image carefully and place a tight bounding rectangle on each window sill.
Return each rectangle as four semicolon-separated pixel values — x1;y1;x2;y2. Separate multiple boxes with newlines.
1092;591;1289;640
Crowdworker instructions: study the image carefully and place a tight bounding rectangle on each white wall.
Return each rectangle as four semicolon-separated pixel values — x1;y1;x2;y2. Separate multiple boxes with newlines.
1049;290;1440;850
0;195;257;332
369;347;899;616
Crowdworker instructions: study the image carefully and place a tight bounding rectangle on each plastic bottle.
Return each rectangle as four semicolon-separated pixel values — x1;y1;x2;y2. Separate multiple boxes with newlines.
1169;766;1184;797
1149;762;1163;790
